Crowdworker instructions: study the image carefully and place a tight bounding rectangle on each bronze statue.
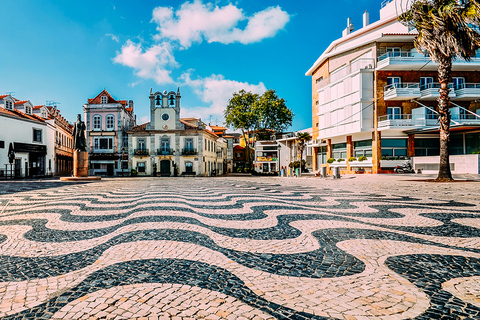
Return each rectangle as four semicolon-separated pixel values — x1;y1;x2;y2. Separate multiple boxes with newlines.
73;114;87;152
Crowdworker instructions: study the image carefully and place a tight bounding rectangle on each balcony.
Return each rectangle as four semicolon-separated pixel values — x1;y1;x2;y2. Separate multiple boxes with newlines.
420;83;456;100
378;114;438;130
181;148;197;156
134;149;149;156
384;83;420;100
156;148;174;156
316;58;374;91
377;51;480;71
452;83;480;101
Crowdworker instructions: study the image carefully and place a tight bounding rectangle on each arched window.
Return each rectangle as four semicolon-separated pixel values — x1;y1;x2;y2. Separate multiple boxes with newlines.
106;114;115;130
93;115;102;130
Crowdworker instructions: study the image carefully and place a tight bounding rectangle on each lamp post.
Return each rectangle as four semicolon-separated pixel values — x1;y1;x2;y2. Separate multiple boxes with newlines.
277;144;281;177
121;147;125;177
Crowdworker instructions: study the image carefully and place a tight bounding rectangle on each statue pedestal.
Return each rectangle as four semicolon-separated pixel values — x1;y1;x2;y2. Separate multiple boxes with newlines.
74;151;89;177
60;151;101;181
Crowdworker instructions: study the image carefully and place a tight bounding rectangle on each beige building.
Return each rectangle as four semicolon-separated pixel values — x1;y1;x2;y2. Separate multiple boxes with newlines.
128;89;227;176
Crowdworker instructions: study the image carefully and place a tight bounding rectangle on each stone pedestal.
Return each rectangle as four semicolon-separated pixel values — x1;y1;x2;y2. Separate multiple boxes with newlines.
74;151;89;177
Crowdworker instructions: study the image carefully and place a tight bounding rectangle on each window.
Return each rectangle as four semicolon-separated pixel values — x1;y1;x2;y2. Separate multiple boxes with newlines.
0;141;4;148
33;129;42;142
386;47;401;57
122;135;128;148
420;77;434;90
94;137;113;150
387;77;401;88
160;137;170;154
106;115;115;130
93;115;102;130
354;140;372;157
137;162;146;173
387;107;401;120
185;138;193;150
137;138;146;151
5;101;13;110
25;106;32;115
101;96;108;104
452;77;465;90
332;143;347;159
415;138;440;156
381;139;407;157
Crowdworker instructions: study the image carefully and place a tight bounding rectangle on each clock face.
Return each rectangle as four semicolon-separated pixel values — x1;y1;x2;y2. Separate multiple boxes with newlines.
161;113;170;121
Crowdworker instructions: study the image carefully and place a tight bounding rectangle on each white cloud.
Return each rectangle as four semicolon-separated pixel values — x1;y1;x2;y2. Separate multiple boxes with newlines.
151;1;290;48
138;115;150;124
105;33;119;42
180;72;266;123
113;40;178;84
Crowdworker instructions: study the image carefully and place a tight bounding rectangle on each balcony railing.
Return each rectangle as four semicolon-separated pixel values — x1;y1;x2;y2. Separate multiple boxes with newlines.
378;114;438;128
181;148;197;156
134;148;149;156
420;82;456;99
377;51;480;70
156;148;174;155
317;58;374;90
384;82;420;100
454;83;480;100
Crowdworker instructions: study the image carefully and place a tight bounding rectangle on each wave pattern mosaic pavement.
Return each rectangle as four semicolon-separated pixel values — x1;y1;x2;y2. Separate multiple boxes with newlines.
1;177;480;319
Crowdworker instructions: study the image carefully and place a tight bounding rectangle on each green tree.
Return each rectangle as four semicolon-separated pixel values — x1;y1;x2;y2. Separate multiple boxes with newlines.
296;132;312;172
399;0;480;181
224;90;258;167
254;90;294;138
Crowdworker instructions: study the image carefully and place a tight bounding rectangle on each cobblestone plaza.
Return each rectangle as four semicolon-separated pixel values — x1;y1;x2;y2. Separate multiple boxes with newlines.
0;175;480;319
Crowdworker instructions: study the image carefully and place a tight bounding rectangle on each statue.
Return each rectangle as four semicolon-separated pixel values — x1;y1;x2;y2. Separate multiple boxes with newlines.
73;114;87;152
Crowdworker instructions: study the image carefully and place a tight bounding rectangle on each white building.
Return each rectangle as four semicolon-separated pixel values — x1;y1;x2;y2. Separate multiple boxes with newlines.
128;88;227;176
0;94;55;178
306;0;480;174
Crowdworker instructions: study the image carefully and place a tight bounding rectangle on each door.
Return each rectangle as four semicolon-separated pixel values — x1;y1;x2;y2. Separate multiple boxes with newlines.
160;160;170;175
14;159;21;178
107;164;114;176
420;77;433;90
387;107;401;120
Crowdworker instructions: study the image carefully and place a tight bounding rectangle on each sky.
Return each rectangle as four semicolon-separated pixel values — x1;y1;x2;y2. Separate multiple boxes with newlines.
0;0;381;131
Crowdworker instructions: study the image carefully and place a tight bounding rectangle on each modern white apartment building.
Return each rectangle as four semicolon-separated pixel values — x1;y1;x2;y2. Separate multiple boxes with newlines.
307;0;480;174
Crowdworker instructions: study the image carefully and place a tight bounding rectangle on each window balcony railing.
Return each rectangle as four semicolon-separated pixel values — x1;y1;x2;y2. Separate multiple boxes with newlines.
378;114;438;128
316;58;374;90
134;148;149;156
384;83;420;101
181;148;197;156
377;51;480;70
157;148;174;155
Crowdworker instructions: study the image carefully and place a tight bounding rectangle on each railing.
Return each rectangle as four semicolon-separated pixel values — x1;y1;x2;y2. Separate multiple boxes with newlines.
134;148;149;156
317;58;375;90
378;51;480;64
181;148;197;156
156;148;174;155
384;82;419;91
378;114;438;128
381;0;393;8
420;82;454;90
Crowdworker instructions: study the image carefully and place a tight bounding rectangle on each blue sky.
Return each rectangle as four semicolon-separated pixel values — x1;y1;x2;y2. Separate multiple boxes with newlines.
0;0;381;131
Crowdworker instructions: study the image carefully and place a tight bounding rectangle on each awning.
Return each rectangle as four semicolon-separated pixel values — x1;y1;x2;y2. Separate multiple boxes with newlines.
13;142;46;154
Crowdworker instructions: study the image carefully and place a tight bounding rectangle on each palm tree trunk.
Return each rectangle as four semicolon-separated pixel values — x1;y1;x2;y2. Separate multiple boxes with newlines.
436;56;453;181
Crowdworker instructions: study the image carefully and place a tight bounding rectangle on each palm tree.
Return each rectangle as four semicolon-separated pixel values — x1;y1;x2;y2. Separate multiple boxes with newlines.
399;0;480;181
296;132;312;173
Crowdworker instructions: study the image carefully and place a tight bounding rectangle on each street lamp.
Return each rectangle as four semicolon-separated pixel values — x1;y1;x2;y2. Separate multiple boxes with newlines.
121;147;125;177
277;144;281;176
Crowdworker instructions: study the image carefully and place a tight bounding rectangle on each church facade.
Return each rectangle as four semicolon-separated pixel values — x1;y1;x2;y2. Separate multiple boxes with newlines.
128;88;227;177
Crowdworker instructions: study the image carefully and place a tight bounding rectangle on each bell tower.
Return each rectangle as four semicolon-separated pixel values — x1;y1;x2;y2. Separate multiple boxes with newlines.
147;88;181;130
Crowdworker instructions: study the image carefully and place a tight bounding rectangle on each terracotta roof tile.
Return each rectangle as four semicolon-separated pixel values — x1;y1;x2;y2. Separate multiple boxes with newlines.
0;106;45;123
14;100;28;105
0;95;8;99
88;89;120;104
130;122;149;132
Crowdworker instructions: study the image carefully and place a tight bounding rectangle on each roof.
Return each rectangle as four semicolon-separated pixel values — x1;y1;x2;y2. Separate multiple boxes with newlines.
233;145;245;150
131;122;149;132
210;125;227;130
0;106;46;123
14;100;28;105
87;89;120;104
0;95;8;99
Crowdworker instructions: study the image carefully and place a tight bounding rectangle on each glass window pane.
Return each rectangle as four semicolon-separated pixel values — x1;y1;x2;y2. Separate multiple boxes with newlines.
382;139;407;148
381;149;393;156
365;150;372;157
394;149;407;156
354;140;372;149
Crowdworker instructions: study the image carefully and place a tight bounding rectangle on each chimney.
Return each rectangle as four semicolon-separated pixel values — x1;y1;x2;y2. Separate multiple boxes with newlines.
363;10;369;28
342;17;354;36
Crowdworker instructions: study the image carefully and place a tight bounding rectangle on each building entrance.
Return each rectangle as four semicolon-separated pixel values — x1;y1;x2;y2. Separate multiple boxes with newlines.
160;160;171;175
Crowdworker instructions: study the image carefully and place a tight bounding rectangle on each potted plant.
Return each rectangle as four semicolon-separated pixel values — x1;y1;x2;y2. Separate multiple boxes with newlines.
348;157;357;162
327;158;335;164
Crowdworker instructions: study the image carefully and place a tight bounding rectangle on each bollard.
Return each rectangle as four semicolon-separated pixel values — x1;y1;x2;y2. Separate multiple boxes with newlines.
333;166;341;179
320;166;326;178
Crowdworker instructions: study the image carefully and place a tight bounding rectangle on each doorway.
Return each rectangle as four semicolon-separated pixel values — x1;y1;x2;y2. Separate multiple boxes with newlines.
160;160;171;176
107;164;114;176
